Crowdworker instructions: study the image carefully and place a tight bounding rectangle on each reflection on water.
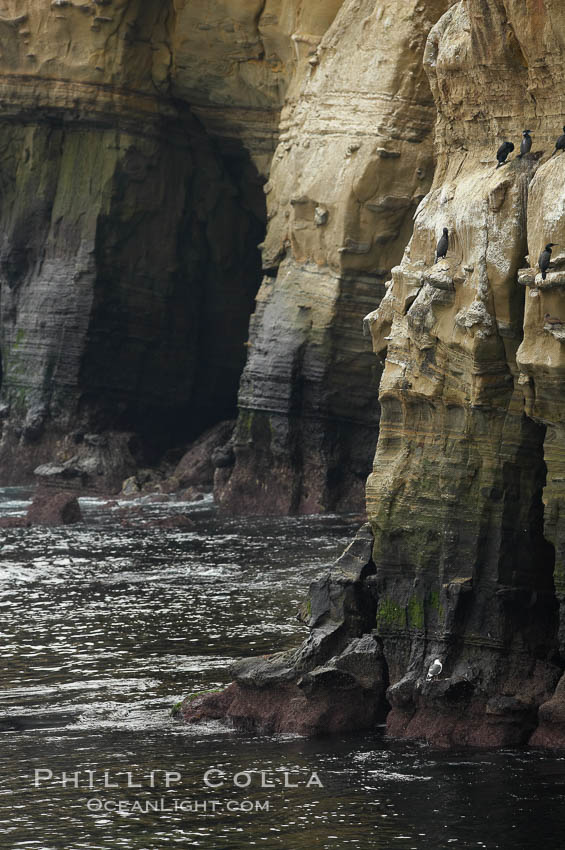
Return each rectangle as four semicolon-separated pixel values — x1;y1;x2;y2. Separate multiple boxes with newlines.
1;489;565;849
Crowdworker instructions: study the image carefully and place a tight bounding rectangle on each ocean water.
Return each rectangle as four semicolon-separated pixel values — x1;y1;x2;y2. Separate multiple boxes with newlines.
1;489;564;850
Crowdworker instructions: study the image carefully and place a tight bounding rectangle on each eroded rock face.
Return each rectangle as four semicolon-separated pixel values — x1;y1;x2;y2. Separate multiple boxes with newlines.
180;0;565;749
365;0;565;747
0;1;283;484
0;0;355;488
216;0;452;515
170;0;346;175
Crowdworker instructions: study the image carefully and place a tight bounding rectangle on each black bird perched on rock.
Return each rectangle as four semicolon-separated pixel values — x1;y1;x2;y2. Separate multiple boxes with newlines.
518;129;532;157
539;243;558;280
551;127;565;157
496;140;514;168
435;227;448;263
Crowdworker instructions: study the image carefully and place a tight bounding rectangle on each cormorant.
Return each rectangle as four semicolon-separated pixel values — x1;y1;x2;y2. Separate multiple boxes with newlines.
551;127;565;157
435;227;448;263
518;129;532;157
496;141;514;168
426;659;443;681
539;243;558;280
544;313;564;326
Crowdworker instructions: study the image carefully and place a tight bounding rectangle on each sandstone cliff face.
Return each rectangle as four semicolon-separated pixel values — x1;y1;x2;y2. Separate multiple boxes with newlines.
185;0;565;749
0;0;451;503
0;0;302;484
0;0;354;487
6;0;565;749
365;0;565;746
216;0;451;514
170;0;345;175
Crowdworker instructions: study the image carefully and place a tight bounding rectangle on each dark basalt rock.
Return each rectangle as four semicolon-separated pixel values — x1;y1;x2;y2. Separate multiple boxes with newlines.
180;524;389;735
179;509;565;746
182;636;387;737
211;445;235;469
33;431;137;495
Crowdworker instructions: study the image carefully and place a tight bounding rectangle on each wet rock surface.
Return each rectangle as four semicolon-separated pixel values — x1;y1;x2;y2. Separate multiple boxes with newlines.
26;490;82;526
181;524;389;735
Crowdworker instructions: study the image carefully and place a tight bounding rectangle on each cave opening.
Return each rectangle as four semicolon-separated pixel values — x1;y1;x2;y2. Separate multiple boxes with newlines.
77;114;267;468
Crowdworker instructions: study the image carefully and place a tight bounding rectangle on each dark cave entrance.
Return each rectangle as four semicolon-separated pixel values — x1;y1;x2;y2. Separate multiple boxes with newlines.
77;109;267;466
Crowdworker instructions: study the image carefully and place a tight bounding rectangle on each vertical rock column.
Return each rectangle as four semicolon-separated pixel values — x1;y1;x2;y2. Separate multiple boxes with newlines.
517;155;565;747
366;0;564;747
216;0;451;515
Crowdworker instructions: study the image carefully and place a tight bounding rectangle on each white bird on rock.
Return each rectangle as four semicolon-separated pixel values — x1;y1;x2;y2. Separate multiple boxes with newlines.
426;659;443;681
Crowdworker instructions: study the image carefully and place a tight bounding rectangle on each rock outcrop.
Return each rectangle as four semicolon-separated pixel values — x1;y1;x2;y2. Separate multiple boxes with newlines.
0;0;456;506
215;0;451;514
183;1;565;749
181;524;389;735
26;489;82;526
0;1;302;485
172;420;235;490
365;0;565;747
6;0;565;749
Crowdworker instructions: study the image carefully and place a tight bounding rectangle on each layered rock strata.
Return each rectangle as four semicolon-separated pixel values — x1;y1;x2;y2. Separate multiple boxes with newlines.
216;0;451;514
516;160;565;747
170;0;347;176
365;0;565;747
0;1;282;485
185;1;565;748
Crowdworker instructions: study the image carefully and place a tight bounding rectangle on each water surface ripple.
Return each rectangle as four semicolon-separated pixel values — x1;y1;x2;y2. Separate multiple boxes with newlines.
1;489;564;849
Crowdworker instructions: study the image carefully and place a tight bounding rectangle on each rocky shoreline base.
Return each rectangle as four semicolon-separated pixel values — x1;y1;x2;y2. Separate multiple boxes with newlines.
180;525;565;750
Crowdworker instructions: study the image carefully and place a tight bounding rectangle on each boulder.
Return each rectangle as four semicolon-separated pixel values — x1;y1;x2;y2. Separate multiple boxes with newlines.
171;420;235;490
26;491;82;526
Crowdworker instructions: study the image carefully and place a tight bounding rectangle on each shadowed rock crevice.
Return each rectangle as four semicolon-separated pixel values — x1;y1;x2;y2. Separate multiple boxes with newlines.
78;126;265;458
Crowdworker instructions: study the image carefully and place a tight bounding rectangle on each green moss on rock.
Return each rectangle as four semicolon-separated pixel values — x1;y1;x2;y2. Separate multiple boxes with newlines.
376;597;406;629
